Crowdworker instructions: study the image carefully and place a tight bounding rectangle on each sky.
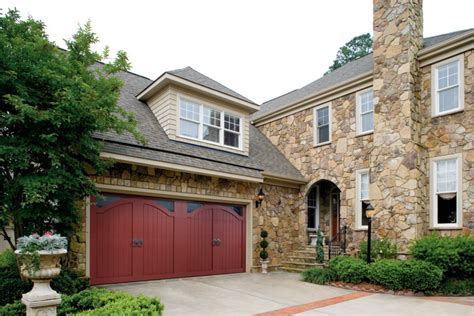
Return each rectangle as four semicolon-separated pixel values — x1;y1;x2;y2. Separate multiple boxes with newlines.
2;1;473;104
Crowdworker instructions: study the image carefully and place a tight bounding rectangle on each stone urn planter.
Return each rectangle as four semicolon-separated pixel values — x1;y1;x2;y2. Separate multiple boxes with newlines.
15;233;68;316
260;259;270;274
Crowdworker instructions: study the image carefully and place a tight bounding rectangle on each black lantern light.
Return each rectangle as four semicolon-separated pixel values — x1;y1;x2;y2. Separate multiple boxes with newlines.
365;202;375;263
255;187;265;208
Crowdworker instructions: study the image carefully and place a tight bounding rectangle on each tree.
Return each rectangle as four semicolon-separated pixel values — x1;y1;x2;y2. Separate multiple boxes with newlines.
325;33;373;74
0;9;143;249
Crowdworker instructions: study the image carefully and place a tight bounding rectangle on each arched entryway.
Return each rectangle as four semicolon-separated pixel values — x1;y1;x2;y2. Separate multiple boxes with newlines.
307;180;341;245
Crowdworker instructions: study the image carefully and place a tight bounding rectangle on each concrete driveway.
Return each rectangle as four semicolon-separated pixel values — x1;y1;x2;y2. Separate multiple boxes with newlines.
104;272;474;316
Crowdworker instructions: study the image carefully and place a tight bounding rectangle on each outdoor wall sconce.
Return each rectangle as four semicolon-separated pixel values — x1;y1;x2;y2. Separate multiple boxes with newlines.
365;202;375;263
255;187;265;208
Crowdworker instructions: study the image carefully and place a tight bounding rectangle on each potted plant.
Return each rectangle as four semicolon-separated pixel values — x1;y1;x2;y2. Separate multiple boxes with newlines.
259;230;269;273
15;232;67;314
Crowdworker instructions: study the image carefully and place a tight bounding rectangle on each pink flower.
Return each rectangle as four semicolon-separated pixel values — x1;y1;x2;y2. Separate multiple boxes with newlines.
44;231;53;237
31;233;40;238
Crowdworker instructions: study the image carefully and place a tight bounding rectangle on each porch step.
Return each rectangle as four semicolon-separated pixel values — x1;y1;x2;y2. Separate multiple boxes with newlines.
281;261;325;270
281;266;307;273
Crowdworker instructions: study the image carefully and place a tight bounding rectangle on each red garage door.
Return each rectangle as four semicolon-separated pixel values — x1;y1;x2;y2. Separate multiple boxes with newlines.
90;194;246;285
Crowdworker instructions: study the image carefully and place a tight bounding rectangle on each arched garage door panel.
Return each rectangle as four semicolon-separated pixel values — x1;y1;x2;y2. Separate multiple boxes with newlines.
91;195;245;285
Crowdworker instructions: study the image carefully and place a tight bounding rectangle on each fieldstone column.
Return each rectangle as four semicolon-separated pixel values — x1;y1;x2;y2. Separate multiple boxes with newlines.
369;0;426;252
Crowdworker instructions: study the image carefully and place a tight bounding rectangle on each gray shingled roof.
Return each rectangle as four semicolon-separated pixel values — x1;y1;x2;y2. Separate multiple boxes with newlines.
252;29;473;121
161;66;256;104
95;68;304;182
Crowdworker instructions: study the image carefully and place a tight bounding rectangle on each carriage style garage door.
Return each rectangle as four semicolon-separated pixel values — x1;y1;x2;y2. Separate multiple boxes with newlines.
90;194;246;285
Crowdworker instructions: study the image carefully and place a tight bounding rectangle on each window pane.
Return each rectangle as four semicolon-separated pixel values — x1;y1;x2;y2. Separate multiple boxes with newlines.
203;107;221;127
318;125;329;143
180;99;200;121
439;86;459;112
308;187;317;207
154;200;174;212
437;194;457;224
180;119;199;138
187;202;203;213
436;158;457;192
224;131;239;147
203;125;220;143
224;114;240;132
360;91;373;113
361;112;373;132
308;207;316;228
361;201;369;226
360;172;369;200
317;107;329;126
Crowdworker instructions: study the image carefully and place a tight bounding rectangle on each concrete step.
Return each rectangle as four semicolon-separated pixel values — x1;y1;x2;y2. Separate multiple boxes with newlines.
280;266;307;273
281;261;325;270
287;255;317;263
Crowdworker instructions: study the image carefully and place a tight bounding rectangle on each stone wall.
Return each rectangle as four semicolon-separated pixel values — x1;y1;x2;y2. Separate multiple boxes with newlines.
68;163;305;275
259;93;375;252
420;50;474;236
370;0;425;252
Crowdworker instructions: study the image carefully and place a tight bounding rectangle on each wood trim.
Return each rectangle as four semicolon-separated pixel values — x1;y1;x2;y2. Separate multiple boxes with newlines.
253;72;372;126
419;31;474;67
137;73;260;112
100;152;264;184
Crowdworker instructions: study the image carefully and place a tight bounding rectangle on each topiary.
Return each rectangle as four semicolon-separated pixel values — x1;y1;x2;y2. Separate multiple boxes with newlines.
315;227;324;263
259;230;269;261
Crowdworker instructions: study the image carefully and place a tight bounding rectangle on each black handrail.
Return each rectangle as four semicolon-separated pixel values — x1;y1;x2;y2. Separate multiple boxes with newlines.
328;225;347;260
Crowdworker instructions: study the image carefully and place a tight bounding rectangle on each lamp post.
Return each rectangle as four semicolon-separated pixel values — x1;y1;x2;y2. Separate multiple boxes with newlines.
365;203;375;263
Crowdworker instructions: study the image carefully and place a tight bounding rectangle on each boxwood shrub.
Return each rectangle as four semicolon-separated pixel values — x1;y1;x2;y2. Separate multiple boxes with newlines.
329;256;367;284
367;259;405;290
410;234;474;278
438;278;474;295
367;259;443;292
302;268;335;285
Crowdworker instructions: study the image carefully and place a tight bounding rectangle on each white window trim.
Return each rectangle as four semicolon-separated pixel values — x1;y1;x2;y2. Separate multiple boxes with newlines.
177;95;243;150
313;102;332;146
307;185;320;230
430;153;463;229
356;88;374;136
431;54;464;117
355;168;369;230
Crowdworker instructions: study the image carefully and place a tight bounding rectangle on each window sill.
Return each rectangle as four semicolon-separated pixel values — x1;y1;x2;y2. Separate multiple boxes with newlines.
353;227;368;231
313;141;331;148
432;108;464;118
355;131;374;138
429;226;462;230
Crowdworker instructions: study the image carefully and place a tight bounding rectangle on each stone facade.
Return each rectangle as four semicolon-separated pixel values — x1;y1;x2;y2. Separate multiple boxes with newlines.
258;1;473;254
69;163;306;274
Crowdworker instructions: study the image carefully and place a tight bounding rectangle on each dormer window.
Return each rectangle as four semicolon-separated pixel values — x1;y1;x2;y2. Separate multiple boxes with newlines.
179;97;242;149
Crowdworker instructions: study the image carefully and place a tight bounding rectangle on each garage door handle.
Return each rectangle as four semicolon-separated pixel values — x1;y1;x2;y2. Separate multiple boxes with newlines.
132;239;144;247
212;238;221;246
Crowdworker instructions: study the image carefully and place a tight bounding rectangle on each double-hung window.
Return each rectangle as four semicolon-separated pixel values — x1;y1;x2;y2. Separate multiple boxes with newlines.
431;154;462;228
432;55;464;116
179;97;242;149
356;169;370;229
356;89;374;135
313;103;331;145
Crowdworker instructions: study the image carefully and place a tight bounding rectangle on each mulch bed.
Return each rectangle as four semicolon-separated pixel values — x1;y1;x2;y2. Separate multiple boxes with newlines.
329;281;423;296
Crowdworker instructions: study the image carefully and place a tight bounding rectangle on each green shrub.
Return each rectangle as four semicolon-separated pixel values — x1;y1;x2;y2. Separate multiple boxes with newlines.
402;260;443;292
329;256;367;284
359;239;397;261
410;234;474;278
0;250;32;305
438;278;474;295
51;269;90;295
0;300;25;316
57;288;163;316
259;240;269;248
302;268;335;285
367;259;405;290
